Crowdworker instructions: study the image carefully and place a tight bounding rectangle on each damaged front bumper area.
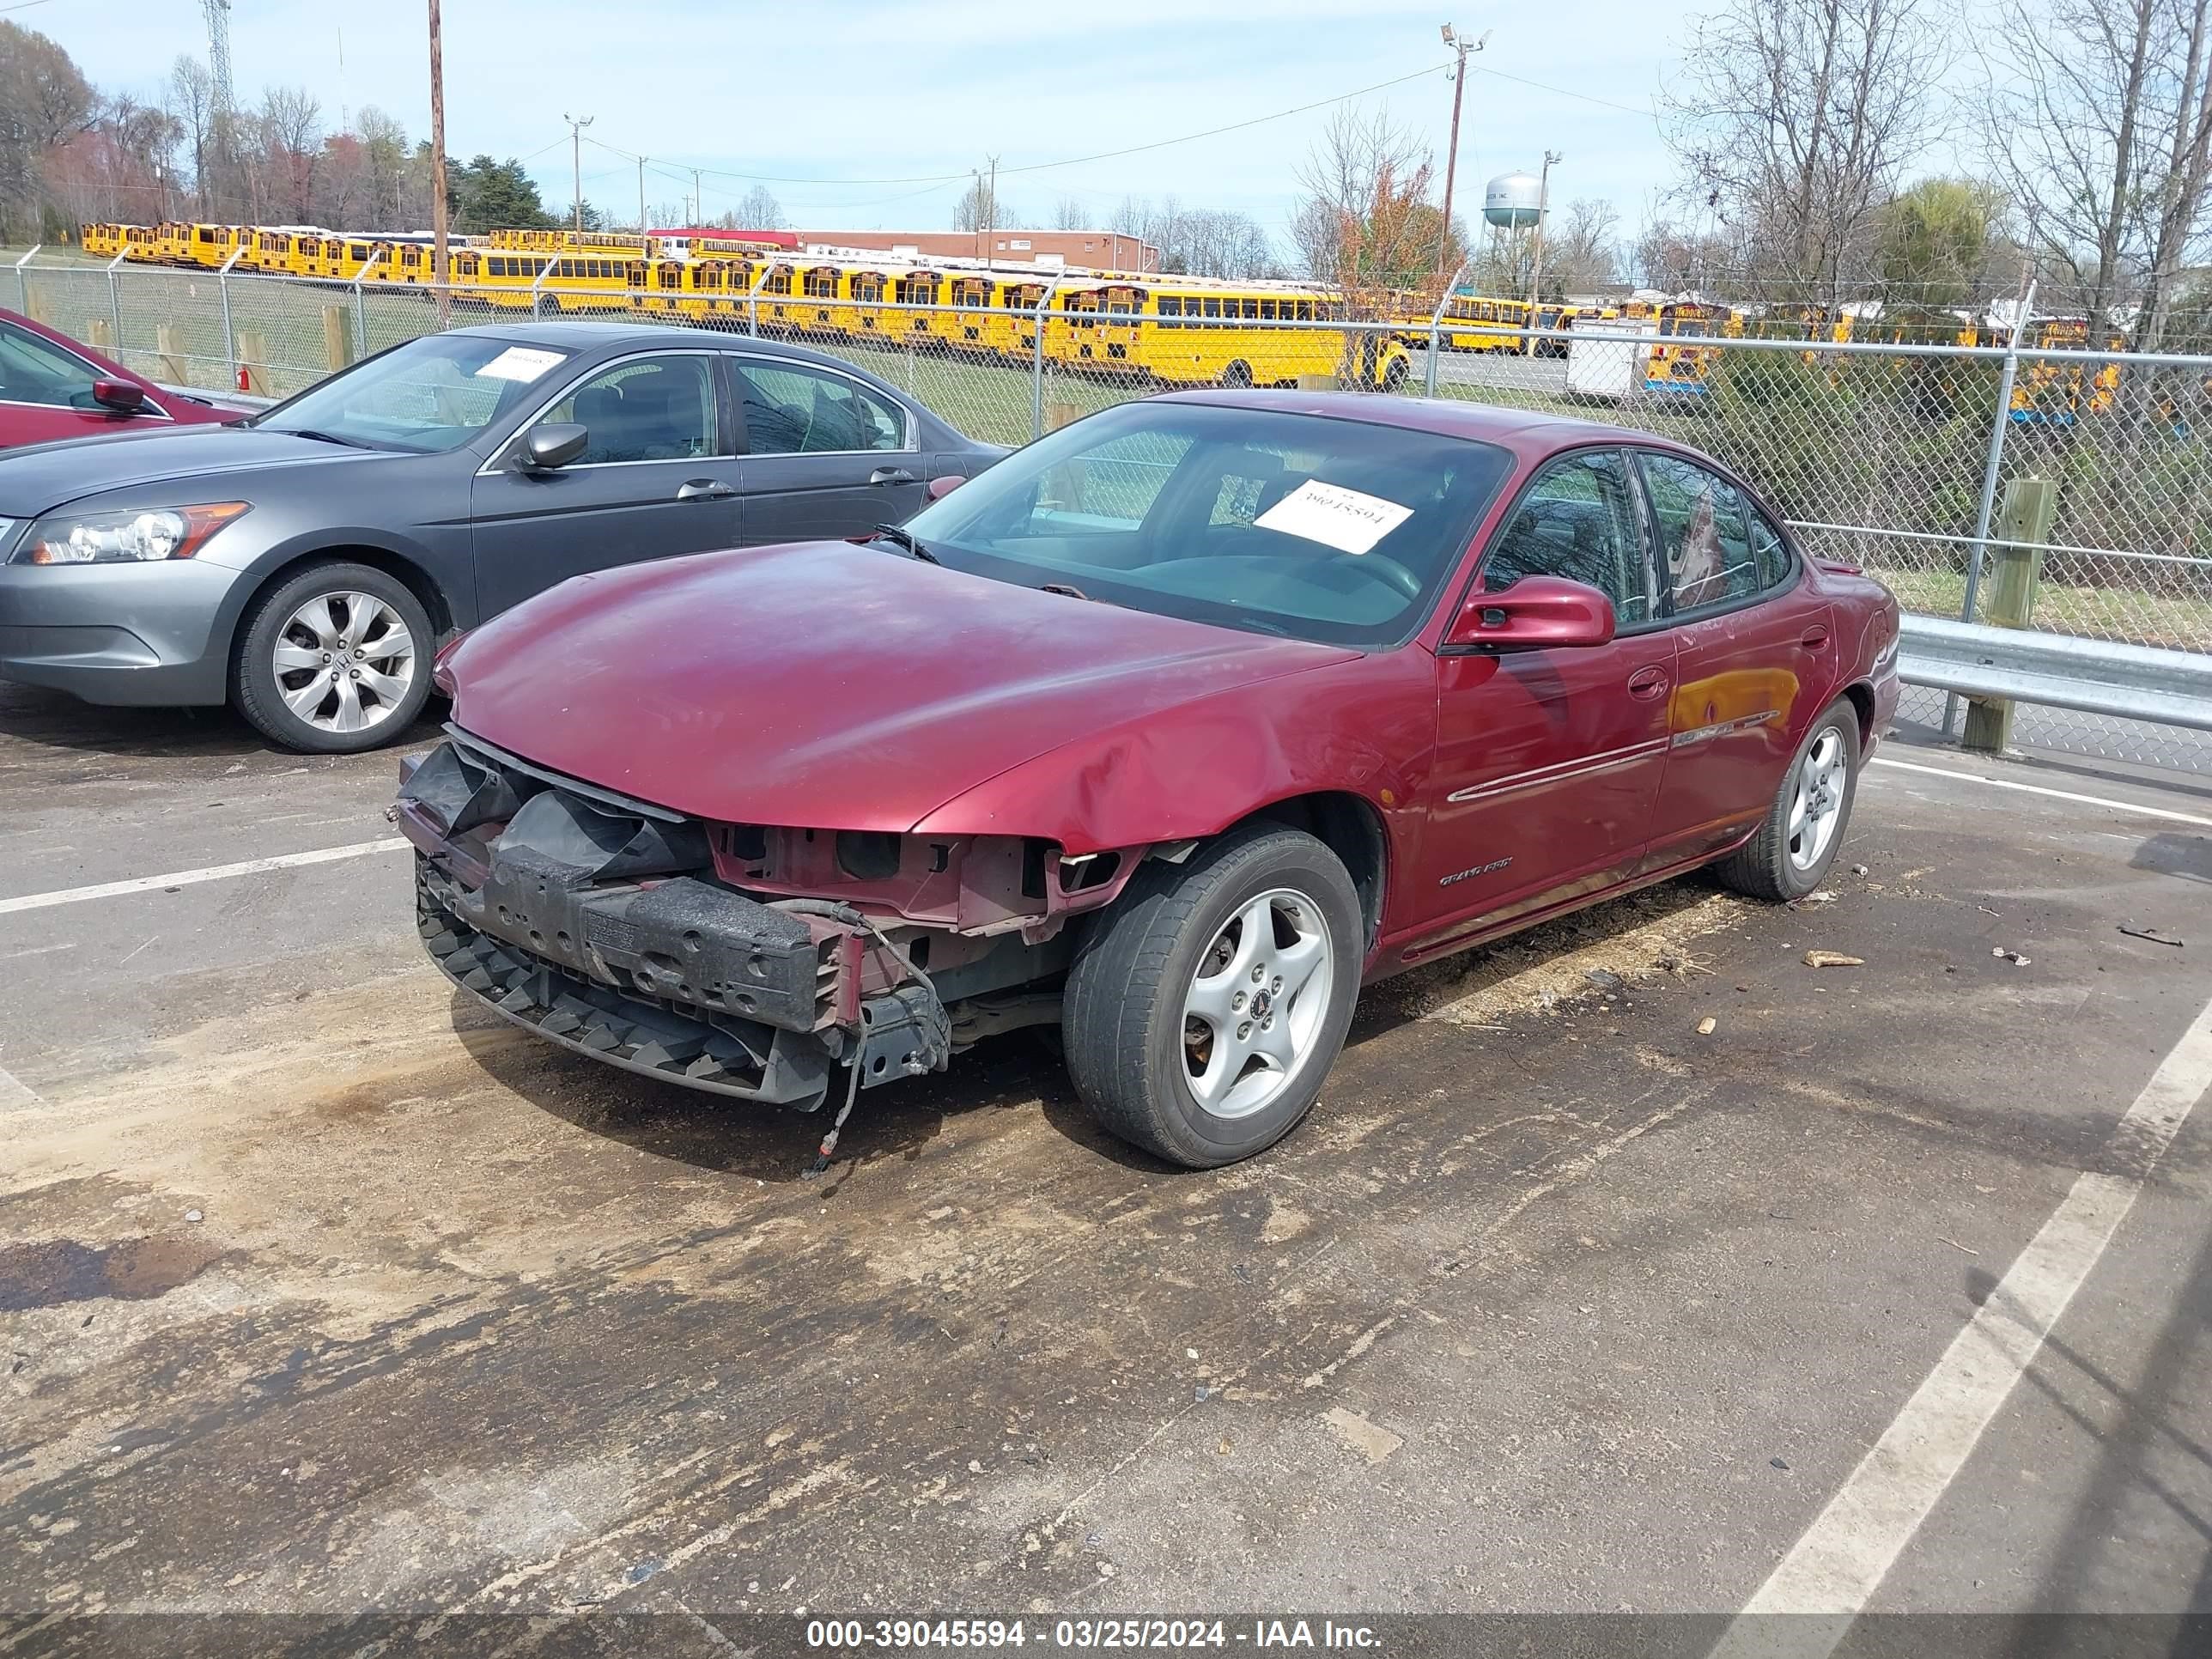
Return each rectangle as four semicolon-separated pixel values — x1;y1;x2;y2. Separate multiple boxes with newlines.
396;733;951;1112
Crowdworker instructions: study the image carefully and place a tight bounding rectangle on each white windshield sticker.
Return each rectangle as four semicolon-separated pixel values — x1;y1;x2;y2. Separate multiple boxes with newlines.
474;346;566;384
1254;479;1413;555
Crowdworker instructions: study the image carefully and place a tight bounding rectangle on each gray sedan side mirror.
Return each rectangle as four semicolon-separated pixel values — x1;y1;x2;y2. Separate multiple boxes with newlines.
520;422;588;471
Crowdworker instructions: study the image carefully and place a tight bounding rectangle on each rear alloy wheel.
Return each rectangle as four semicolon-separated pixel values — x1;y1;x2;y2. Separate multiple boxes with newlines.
1063;825;1362;1167
1716;697;1862;902
233;562;434;753
1382;355;1411;393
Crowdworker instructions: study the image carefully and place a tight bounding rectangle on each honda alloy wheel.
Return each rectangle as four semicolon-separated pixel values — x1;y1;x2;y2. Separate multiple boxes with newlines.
233;561;435;754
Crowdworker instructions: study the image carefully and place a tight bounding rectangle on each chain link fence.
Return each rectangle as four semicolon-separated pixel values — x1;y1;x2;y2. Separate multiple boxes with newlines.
15;257;2212;774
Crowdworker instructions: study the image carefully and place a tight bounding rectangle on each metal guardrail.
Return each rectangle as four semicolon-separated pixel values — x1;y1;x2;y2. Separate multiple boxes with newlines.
1899;615;2212;732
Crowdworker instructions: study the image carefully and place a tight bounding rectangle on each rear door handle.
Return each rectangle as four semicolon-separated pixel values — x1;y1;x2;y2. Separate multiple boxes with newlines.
676;479;735;501
1627;665;1670;700
1801;624;1831;648
869;466;917;486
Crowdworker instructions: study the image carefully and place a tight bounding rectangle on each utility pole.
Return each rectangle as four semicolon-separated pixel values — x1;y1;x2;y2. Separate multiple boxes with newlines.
986;154;1000;258
1524;149;1560;356
1437;24;1488;277
427;0;448;325
563;112;594;231
637;156;646;234
690;167;702;225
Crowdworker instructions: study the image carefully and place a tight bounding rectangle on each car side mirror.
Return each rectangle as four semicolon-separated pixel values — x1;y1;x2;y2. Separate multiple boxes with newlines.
519;422;588;471
1440;574;1617;653
90;376;146;415
926;474;966;501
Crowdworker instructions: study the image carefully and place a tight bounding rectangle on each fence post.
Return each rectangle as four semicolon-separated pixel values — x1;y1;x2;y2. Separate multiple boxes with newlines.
13;245;39;313
216;246;244;384
85;319;114;352
1946;281;2035;736
746;264;773;338
1425;260;1467;398
235;329;270;397
531;255;555;321
104;249;127;363
323;305;356;373
1030;278;1060;441
156;324;185;384
352;247;385;356
1960;476;2057;756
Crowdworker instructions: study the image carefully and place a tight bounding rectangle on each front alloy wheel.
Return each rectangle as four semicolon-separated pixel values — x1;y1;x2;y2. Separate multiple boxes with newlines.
1181;890;1335;1119
233;560;435;754
272;590;416;738
1064;824;1362;1168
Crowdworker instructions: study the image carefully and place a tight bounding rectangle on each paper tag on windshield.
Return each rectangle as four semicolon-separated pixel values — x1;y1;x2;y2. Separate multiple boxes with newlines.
1255;479;1413;556
475;346;565;384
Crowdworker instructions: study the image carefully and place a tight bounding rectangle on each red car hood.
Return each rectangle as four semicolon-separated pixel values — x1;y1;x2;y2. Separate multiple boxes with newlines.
446;541;1358;830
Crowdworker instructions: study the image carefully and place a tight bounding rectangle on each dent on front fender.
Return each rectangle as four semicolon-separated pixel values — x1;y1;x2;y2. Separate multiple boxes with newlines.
909;652;1436;854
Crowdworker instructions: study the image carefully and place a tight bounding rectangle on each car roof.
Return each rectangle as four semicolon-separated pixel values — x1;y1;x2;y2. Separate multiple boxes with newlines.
1152;388;1678;460
442;319;863;376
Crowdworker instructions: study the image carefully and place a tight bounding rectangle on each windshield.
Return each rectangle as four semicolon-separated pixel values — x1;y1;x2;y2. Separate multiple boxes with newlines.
899;402;1512;647
253;334;574;453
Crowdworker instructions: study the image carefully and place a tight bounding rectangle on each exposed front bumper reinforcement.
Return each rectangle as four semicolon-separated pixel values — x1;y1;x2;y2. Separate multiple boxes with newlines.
401;737;952;1111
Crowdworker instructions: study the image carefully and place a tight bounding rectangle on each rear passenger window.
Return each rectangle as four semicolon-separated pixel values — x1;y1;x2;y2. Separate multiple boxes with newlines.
1638;453;1760;612
1480;449;1652;626
1747;507;1793;589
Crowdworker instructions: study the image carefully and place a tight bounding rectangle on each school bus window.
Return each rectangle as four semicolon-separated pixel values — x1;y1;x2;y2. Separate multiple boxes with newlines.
1239;299;1256;319
1202;298;1221;319
1158;296;1181;329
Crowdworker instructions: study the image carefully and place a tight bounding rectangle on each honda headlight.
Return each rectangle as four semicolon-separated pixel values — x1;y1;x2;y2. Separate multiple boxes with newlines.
13;501;250;566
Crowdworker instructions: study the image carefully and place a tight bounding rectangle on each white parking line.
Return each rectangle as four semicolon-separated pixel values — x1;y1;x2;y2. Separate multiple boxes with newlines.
0;838;409;917
1706;988;2212;1659
1869;756;2212;829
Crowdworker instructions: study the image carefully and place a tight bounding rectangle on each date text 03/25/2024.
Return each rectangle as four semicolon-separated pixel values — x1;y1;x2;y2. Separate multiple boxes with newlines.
805;1620;1382;1650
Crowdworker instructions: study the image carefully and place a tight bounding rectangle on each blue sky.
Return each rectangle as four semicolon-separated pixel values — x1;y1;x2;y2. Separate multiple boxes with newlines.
32;1;1691;244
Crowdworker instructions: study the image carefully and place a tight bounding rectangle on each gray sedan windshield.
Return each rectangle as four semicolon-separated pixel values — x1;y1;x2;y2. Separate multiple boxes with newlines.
255;335;574;453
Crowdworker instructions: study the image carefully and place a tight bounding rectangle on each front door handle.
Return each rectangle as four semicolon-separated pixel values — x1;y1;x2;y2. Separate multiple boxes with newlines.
1800;623;1832;648
869;466;917;486
676;479;735;502
1627;665;1671;700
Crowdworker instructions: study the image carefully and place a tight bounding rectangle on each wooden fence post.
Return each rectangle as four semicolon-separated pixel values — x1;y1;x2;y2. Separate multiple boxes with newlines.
1297;374;1340;392
23;287;52;327
235;328;270;396
1044;400;1084;432
1962;476;2058;757
84;318;114;352
322;305;355;373
156;324;186;384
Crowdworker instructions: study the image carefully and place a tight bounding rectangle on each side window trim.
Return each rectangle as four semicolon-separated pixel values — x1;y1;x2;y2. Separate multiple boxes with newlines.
480;348;727;473
729;353;916;457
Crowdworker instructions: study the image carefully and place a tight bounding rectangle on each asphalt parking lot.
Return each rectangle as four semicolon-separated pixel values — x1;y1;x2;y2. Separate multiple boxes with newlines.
4;682;2211;1655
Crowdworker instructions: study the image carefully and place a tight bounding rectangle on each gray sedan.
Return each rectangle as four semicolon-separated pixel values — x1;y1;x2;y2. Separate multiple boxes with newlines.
0;322;1002;751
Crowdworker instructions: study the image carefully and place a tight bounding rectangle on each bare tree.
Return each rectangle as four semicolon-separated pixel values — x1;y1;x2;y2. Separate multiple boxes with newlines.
256;85;323;222
1665;0;1952;305
951;175;1014;234
732;184;785;228
356;106;409;227
1290;105;1455;303
1544;198;1622;293
166;56;212;216
1053;195;1088;230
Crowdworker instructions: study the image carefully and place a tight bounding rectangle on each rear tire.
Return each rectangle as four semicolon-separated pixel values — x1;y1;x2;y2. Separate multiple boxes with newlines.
1382;355;1410;393
1063;826;1362;1168
1715;697;1861;902
232;561;434;754
1221;360;1254;388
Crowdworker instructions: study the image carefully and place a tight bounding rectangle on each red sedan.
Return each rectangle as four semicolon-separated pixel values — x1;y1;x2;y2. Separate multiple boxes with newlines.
398;393;1899;1168
0;308;244;448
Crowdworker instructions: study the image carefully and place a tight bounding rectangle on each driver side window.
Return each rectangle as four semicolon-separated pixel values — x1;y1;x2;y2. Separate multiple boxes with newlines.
537;354;715;465
1478;449;1652;626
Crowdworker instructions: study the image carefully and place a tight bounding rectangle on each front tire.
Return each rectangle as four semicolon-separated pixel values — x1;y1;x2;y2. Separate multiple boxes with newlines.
1063;826;1363;1168
1716;697;1861;901
232;562;434;754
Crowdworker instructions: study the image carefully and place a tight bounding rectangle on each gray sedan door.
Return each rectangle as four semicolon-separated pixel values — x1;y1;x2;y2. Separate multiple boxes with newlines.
726;355;927;545
469;349;741;619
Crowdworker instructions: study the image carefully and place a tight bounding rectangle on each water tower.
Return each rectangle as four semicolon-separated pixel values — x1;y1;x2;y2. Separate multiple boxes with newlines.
1483;172;1544;229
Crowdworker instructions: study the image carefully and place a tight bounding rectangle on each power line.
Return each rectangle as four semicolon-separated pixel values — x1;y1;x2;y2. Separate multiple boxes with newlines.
579;59;1453;190
1468;63;1656;120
